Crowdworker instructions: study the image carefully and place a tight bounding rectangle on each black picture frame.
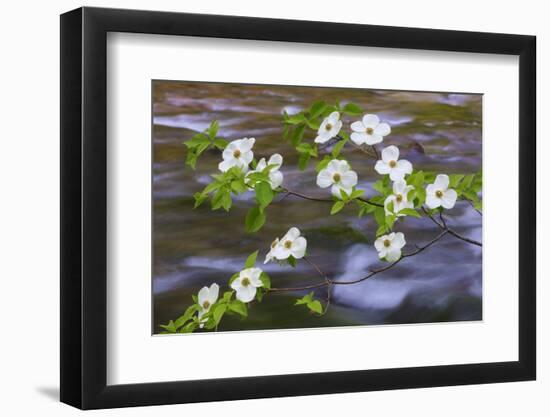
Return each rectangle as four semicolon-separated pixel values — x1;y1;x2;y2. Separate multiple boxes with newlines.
60;6;536;410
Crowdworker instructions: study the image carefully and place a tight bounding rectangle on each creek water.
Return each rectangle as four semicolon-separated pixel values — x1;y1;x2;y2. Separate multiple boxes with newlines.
152;81;482;333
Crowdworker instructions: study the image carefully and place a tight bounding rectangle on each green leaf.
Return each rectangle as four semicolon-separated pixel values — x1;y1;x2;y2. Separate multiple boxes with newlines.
398;208;421;218
245;206;266;233
373;179;387;195
213;137;228;150
213;304;227;325
385;214;396;229
295;292;314;306
308;100;328;119
331;200;345;215
331;137;348;158
298;152;311;171
230;179;248;194
244;250;259;268
184;133;210;148
255;181;274;209
342;102;362;115
228;272;240;285
179;321;198;333
287;256;297;268
307;300;323;315
315;156;331;173
296;143;318;157
350;189;365;199
291;124;306;146
159;320;177;333
228;300;248;317
285;112;307;125
448;174;465;188
206;120;219;139
193;192;208;209
260;272;271;290
461;174;475;190
174;305;198;329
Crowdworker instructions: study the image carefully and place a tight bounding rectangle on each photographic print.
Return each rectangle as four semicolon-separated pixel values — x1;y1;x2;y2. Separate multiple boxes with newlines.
152;81;482;335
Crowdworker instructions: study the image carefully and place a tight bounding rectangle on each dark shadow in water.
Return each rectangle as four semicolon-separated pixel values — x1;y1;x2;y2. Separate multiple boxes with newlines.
35;386;59;401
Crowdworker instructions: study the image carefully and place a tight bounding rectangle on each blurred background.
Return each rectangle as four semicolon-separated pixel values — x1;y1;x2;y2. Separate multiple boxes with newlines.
152;80;482;333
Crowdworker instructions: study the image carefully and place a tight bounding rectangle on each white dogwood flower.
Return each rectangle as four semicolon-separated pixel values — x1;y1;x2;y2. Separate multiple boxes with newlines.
246;153;284;190
316;159;358;199
384;180;415;216
374;232;406;262
264;238;280;264
375;145;413;181
350;114;391;145
218;137;255;173
314;111;342;143
230;267;263;303
272;227;307;260
426;174;458;209
197;283;220;324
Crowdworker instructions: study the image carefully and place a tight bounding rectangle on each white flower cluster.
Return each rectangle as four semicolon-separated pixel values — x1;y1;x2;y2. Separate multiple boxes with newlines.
264;227;307;264
311;112;460;262
218;137;284;190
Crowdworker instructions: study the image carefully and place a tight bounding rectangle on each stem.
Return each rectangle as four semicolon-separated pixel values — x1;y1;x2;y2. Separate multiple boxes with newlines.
280;187;383;208
422;207;482;247
269;230;449;292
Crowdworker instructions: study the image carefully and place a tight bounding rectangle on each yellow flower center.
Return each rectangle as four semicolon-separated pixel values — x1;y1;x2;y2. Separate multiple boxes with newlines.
395;194;403;202
233;149;241;158
389;160;397;168
326;123;333;131
284;240;292;249
241;277;250;287
333;173;341;182
383;239;391;247
436;190;443;198
202;301;210;309
366;127;374;135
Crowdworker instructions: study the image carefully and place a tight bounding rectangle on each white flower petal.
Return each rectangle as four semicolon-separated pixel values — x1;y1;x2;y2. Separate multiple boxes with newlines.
374;122;391;136
197;286;210;306
340;170;358;188
241;150;254;165
350;132;367;145
239;138;256;152
272;245;291;260
362;114;380;128
381;145;399;163
389;169;406;182
314;133;331;144
425;195;441;209
374;237;384;252
329;111;340;120
255;158;267;171
327;159;342;172
284;227;301;240
351;121;365;132
425;183;437;195
330;120;343;137
316;169;334;188
364;134;383;145
385;248;402;262
269;170;284;189
375;161;391;175
268;153;283;168
392;232;406;249
393;180;408;194
331;184;352;199
291;237;307;259
434;174;449;190
441;189;458;209
218;158;235;172
336;159;350;173
236;285;256;303
396;159;413;176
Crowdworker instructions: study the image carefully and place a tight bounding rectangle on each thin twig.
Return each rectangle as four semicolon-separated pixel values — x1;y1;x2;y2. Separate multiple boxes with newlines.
269;230;448;292
280;187;383;207
421;207;482;247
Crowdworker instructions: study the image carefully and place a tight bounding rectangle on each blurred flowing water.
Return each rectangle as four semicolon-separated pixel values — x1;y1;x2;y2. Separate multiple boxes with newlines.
152;81;482;333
